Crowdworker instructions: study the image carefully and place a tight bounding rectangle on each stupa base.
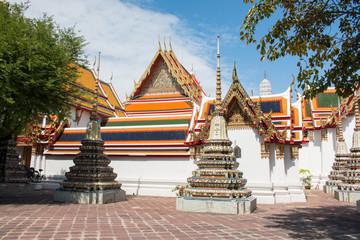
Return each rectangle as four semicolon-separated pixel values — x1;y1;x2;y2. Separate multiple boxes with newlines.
323;184;338;194
176;196;256;214
0;183;33;194
54;188;126;204
334;189;360;203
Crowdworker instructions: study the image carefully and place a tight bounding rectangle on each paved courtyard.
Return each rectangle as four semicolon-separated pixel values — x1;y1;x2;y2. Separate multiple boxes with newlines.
0;189;359;240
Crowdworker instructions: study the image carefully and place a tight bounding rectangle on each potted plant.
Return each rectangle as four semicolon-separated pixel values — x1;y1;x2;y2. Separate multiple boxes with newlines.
299;169;312;189
172;184;189;196
28;168;44;190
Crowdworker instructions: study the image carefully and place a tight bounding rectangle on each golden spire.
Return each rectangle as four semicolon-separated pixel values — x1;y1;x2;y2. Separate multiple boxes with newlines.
215;35;222;114
164;37;167;51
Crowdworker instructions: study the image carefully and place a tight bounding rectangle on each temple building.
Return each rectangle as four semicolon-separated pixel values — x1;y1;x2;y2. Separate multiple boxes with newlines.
16;40;360;204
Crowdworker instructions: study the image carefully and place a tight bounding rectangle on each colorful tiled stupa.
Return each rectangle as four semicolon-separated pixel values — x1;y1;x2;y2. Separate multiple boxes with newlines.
324;106;350;194
335;99;360;202
53;53;126;204
176;37;256;214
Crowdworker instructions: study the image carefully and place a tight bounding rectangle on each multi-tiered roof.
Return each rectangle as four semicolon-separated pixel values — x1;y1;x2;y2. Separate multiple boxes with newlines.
46;42;205;158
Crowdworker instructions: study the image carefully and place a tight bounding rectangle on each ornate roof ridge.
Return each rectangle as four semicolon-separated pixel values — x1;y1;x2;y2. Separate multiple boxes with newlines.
128;43;204;105
222;63;286;143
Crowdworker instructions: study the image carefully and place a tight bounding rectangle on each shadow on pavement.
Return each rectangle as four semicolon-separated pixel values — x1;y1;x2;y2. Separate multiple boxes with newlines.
265;205;360;239
0;189;56;205
0;189;137;205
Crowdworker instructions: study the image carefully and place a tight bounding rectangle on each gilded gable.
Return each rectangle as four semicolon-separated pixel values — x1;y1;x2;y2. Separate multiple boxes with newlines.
139;61;184;96
226;102;253;129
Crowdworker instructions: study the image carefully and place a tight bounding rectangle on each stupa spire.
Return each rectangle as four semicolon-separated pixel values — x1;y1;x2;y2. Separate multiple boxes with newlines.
85;52;102;141
215;36;222;114
338;112;345;142
91;52;100;120
355;100;360;131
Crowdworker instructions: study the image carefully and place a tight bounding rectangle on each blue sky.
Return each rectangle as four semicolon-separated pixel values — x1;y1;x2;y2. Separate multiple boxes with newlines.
11;0;301;101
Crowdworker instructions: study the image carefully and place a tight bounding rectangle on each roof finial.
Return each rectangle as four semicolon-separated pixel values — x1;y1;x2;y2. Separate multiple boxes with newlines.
232;61;239;83
264;71;266;79
93;56;96;69
169;36;172;52
164;37;167;51
110;72;113;83
158;34;161;51
215;35;222;114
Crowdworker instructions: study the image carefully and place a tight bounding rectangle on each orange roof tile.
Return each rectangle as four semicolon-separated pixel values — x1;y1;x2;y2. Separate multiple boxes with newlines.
125;100;193;112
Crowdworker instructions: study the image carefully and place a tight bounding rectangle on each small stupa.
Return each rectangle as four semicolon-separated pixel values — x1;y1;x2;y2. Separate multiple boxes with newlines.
176;36;256;214
54;53;126;204
259;72;272;96
335;99;360;202
324;110;350;194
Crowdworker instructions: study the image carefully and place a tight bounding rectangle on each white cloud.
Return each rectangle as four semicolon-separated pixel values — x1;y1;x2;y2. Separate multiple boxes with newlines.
11;0;217;102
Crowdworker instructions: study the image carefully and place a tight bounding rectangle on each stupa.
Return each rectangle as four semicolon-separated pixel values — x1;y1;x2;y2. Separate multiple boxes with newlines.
0;138;28;184
324;110;350;194
176;36;256;214
335;99;360;202
259;72;272;96
54;53;126;204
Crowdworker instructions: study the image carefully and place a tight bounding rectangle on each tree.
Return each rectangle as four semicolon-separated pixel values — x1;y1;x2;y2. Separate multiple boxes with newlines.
0;1;87;140
240;0;360;99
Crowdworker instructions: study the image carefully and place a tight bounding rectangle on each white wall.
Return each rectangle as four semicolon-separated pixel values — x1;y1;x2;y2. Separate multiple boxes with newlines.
228;128;269;184
284;145;299;182
44;154;196;196
68;108;91;128
321;128;337;178
343;115;355;150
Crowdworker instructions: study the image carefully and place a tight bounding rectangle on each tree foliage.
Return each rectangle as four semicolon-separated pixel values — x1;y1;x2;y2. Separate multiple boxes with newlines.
0;1;87;139
240;0;360;99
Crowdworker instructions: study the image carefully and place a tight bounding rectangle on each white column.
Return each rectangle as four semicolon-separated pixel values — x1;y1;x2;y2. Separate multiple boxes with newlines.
272;144;291;203
285;145;306;202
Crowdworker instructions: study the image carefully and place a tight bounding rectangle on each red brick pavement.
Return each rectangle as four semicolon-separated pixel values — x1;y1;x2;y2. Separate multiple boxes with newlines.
0;189;359;240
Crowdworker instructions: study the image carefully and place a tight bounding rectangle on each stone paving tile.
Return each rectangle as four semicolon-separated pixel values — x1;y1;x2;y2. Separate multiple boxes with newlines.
0;190;359;239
